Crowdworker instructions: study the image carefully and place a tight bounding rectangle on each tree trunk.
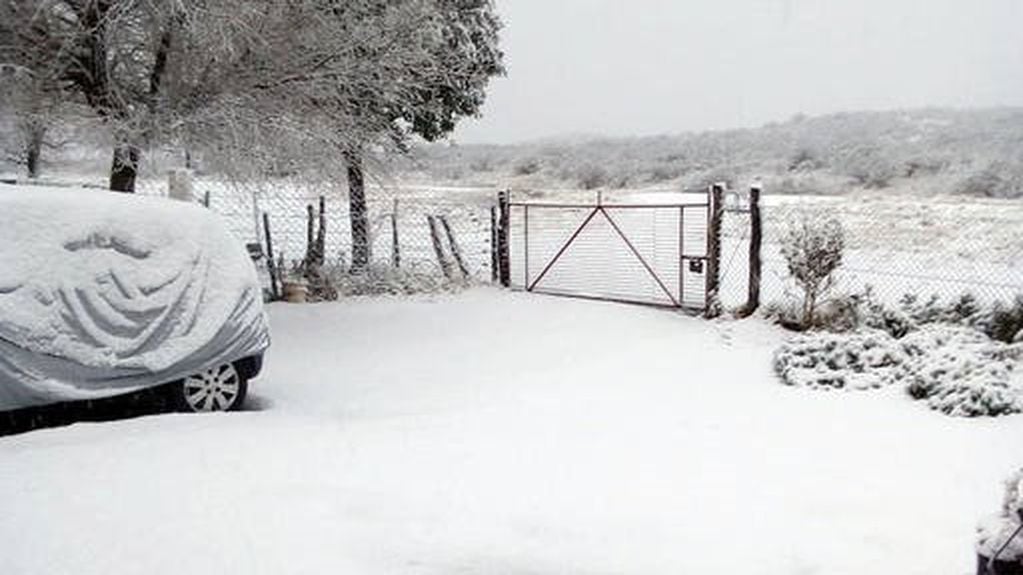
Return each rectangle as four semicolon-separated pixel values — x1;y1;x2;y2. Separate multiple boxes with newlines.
25;130;42;179
109;145;140;193
344;150;370;271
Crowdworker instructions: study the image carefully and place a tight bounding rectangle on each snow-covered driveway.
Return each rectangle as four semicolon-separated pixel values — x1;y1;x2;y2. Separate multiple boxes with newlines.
1;290;1020;574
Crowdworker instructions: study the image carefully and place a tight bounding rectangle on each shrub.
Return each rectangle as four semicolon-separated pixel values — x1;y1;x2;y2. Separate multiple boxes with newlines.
977;468;1023;562
787;148;822;172
955;163;1023;199
780;213;845;328
894;292;1023;344
902;326;1023;417
774;325;1023;417
774;330;907;390
840;146;897;189
853;288;915;338
512;158;541;176
577;164;609;190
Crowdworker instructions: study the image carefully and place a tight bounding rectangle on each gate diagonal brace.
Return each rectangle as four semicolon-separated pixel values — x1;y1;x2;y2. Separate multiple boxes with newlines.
527;206;680;308
599;208;680;307
527;206;600;292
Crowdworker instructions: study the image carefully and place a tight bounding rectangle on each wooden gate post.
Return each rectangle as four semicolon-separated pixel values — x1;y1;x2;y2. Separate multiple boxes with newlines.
490;206;499;282
744;185;763;316
705;184;724;318
497;190;511;287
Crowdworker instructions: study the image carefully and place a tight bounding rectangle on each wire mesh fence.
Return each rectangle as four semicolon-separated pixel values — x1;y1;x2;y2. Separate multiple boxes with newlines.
136;174;1022;310
135;177;500;295
718;192;1023;311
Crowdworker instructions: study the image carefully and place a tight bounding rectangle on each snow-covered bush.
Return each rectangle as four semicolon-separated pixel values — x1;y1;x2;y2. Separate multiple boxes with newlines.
977;468;1023;563
512;158;541;176
575;164;610;190
853;289;915;338
774;325;1023;417
774;330;907;390
780;214;845;329
837;145;898;189
903;327;1023;417
890;292;1023;344
956;162;1023;199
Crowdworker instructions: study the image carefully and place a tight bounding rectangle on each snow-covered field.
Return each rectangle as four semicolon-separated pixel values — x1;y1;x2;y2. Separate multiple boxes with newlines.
1;290;1020;574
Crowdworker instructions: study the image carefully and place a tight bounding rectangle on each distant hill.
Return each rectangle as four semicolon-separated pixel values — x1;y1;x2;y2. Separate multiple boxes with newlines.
404;107;1023;198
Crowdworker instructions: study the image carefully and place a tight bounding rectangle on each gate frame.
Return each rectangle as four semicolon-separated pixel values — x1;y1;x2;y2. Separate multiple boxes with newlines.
507;193;717;312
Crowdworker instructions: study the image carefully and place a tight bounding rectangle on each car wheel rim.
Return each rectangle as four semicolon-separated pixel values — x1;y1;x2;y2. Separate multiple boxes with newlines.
182;364;240;412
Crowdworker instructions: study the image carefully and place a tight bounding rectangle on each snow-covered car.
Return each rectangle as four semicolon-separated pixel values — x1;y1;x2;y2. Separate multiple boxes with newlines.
0;185;270;413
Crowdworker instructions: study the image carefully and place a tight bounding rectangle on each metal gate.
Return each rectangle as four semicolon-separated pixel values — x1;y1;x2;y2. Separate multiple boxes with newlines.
508;195;712;310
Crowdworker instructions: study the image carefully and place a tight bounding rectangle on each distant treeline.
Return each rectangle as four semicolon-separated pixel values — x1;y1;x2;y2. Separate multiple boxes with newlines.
405;108;1023;197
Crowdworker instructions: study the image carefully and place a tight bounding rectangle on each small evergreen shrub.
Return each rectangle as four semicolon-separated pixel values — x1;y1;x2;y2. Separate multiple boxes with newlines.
902;326;1023;417
774;325;1023;417
773;330;907;391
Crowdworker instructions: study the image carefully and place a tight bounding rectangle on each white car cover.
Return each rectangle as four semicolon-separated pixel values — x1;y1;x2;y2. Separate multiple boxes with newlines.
0;186;270;410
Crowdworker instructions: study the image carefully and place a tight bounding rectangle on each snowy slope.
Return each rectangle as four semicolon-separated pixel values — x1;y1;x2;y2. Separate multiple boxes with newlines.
0;290;1020;574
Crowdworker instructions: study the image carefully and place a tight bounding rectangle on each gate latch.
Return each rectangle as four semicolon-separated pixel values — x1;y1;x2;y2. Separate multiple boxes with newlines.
688;259;704;274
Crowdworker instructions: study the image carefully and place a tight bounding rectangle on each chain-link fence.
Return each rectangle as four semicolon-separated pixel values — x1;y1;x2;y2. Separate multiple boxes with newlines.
135;178;500;296
718;191;1023;311
136;175;1022;310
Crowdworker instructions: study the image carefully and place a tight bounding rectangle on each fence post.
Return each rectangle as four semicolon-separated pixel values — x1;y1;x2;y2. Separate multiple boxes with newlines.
391;198;401;268
705;184;724;318
744;185;763;317
439;216;470;278
263;212;280;301
316;196;326;267
427;215;453;279
490;205;498;282
304;204;315;271
497;190;511;287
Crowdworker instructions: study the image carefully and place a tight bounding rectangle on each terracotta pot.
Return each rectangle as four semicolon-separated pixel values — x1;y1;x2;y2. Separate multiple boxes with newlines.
282;281;309;304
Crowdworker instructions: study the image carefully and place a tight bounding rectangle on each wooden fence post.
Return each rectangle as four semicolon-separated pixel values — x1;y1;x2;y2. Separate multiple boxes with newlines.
304;204;315;270
705;184;724;318
316;195;326;267
391;198;401;268
427;215;453;279
744;185;763;316
497;190;511;287
439;216;470;278
490;205;498;282
263;212;280;300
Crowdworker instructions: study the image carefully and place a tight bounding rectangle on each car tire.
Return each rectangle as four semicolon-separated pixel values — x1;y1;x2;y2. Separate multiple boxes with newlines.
172;363;248;413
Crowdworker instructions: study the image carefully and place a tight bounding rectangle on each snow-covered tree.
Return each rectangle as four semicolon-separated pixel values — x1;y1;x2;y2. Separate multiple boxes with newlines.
0;0;503;198
341;0;505;270
781;214;845;328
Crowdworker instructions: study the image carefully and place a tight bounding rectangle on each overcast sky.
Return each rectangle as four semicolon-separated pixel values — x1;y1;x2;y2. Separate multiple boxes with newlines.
453;0;1023;144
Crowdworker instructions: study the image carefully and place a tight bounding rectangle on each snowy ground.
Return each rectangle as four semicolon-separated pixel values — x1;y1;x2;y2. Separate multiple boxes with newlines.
1;290;1021;574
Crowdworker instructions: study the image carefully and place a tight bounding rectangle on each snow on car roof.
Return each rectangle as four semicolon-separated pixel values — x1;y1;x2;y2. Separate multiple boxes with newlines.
0;184;268;409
